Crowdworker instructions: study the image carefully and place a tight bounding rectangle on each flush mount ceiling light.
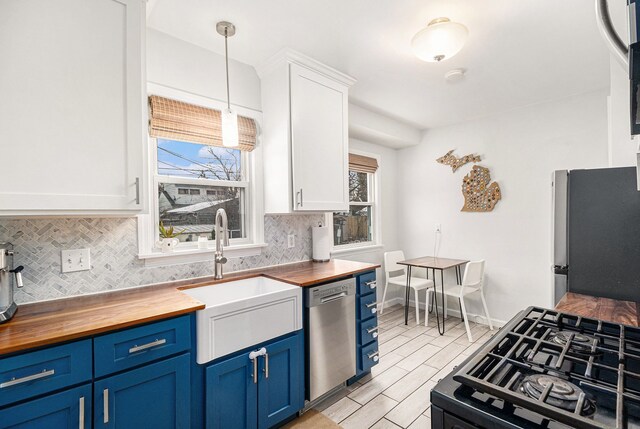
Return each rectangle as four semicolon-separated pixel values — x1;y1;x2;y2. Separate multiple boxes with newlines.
217;21;239;147
411;17;468;62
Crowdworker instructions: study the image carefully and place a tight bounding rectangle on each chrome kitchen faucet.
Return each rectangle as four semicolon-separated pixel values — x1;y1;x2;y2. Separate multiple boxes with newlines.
0;243;24;323
214;208;229;280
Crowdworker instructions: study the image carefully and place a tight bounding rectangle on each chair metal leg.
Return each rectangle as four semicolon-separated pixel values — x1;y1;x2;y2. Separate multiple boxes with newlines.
444;294;448;320
480;290;494;330
425;289;431;327
414;288;420;325
380;280;389;315
459;297;473;342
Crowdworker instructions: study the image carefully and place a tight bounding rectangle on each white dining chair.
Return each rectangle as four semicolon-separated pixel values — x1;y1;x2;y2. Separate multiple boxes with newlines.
381;250;434;325
425;260;493;341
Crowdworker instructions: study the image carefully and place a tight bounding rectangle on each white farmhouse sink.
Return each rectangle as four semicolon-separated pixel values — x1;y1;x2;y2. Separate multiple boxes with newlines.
182;276;302;364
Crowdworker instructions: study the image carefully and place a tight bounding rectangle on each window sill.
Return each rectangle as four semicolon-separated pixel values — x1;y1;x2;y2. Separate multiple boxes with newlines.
331;244;384;257
138;243;268;267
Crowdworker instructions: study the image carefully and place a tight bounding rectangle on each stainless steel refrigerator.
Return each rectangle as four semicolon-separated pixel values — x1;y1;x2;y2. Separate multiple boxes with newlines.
552;167;640;304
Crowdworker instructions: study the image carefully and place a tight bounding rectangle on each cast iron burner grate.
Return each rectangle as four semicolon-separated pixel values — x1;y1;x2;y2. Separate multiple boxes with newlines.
452;306;640;429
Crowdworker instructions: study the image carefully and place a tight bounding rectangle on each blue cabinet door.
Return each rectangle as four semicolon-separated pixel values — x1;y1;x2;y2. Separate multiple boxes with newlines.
205;350;257;429
94;354;190;429
0;384;91;429
257;332;303;429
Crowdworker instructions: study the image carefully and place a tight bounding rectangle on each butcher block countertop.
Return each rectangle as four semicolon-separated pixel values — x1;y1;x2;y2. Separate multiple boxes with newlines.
555;292;640;327
0;259;378;355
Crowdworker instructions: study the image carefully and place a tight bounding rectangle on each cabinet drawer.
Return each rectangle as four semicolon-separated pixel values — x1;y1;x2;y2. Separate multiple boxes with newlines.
0;383;92;428
0;340;92;407
359;317;379;346
357;271;377;296
359;341;379;373
358;293;377;321
94;316;191;378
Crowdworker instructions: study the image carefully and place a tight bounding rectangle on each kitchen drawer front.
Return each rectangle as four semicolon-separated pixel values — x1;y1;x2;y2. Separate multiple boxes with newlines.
359;341;379;373
0;339;92;407
94;316;191;378
357;292;377;321
359;317;379;347
357;271;377;296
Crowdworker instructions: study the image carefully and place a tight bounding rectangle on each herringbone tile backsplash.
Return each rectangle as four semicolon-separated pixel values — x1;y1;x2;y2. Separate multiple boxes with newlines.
0;215;324;304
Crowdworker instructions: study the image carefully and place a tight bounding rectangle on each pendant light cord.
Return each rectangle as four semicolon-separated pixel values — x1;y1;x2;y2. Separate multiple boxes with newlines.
224;30;231;111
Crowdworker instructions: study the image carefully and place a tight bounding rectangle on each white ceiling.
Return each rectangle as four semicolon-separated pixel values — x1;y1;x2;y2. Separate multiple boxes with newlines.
147;0;611;130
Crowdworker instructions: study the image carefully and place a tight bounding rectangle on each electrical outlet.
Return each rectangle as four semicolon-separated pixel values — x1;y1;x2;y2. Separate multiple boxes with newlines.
287;234;295;248
61;248;91;273
435;223;442;233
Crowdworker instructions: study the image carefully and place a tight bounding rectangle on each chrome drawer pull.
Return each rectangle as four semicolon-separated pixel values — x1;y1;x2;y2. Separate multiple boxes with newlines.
365;302;377;308
366;326;378;334
365;281;377;289
367;351;380;362
128;338;167;354
79;396;85;429
103;389;109;424
0;369;55;388
365;302;377;314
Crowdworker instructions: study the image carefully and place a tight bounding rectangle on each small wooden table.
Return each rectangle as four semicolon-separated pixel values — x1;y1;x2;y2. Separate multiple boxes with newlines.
397;256;469;334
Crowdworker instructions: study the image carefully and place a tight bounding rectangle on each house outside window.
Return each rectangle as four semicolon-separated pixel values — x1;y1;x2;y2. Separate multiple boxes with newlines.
156;139;247;243
332;153;379;248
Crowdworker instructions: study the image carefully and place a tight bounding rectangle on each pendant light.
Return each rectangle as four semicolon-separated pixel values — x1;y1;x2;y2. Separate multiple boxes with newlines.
411;17;468;62
216;21;239;147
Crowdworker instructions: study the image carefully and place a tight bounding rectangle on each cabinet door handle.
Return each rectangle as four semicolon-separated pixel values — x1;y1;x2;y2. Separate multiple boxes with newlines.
296;188;303;207
365;281;377;289
252;356;258;384
79;396;85;429
366;326;379;334
263;353;269;379
135;177;140;205
0;369;55;388
103;389;109;424
128;338;166;354
368;351;380;362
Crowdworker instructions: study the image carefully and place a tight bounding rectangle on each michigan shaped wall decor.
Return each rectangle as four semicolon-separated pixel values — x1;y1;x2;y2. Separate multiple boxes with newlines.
461;165;501;212
436;149;481;172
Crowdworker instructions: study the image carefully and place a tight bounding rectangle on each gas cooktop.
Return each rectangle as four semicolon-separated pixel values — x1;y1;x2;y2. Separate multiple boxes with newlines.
431;306;640;429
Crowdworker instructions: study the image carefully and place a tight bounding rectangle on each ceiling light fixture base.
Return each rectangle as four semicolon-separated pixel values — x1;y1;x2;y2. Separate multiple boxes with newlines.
216;21;236;37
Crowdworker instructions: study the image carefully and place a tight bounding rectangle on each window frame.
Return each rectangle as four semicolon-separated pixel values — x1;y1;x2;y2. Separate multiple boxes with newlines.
137;83;265;266
327;149;382;252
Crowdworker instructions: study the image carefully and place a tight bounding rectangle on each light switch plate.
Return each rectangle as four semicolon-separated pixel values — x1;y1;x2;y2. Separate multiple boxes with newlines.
61;248;91;273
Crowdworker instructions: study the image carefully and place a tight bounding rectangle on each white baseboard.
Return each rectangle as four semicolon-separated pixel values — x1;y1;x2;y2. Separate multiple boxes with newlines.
378;296;506;328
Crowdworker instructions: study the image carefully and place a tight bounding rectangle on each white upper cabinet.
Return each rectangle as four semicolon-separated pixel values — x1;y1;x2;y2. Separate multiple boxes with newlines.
0;0;147;215
258;50;355;213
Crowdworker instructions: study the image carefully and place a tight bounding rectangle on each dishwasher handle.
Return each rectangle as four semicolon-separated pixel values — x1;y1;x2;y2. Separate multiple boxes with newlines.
320;292;348;304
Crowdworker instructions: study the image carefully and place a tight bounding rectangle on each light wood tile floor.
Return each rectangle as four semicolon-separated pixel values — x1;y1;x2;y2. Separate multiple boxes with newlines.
312;304;496;429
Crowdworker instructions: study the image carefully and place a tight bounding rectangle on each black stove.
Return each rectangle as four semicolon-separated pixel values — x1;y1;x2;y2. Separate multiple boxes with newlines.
430;306;640;429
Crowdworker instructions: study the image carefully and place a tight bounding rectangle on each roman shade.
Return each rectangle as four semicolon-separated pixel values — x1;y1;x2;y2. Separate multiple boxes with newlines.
148;95;257;152
348;153;379;174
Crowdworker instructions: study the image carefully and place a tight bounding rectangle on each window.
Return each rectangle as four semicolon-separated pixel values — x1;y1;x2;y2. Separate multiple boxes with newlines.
138;88;265;262
332;166;377;247
156;139;248;243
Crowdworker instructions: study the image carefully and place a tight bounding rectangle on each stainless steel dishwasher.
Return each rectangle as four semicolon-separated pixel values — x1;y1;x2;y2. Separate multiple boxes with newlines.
306;277;356;402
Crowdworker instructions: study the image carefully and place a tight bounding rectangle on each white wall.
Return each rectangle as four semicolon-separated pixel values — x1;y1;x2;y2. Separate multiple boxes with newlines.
147;28;261;111
397;90;609;325
333;138;399;304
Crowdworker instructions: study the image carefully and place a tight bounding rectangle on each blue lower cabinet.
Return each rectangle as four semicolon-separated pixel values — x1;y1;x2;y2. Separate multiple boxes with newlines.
94;354;191;429
205;350;257;429
0;384;91;429
352;270;379;382
206;331;303;429
257;333;303;429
